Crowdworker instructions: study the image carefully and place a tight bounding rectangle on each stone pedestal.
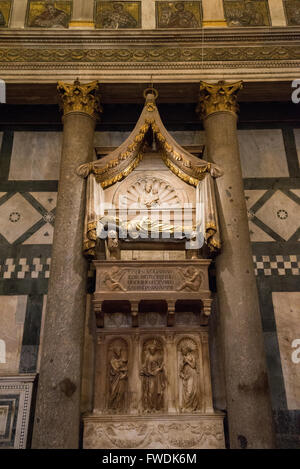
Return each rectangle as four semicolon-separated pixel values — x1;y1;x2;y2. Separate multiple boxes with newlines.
83;259;225;449
32;80;100;449
197;81;275;448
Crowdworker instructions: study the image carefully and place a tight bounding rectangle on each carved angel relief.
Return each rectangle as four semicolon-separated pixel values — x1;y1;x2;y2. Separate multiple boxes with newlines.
178;338;201;413
107;338;128;413
120;178;180;209
140;338;167;413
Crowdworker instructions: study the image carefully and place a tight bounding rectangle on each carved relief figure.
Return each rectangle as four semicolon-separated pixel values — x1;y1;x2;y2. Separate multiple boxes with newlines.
103;267;126;292
107;339;128;412
96;2;139;29
106;230;121;260
178;338;201;412
224;0;269;27
157;2;200;28
139;181;160;209
118;177;180;210
140;339;166;412
177;267;202;291
284;0;300;25
29;1;70;28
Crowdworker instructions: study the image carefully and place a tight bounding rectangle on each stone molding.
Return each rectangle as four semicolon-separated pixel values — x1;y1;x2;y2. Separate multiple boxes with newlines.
0;27;299;82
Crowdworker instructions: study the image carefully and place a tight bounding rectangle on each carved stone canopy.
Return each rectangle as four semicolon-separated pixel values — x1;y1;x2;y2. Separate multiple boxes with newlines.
77;89;222;188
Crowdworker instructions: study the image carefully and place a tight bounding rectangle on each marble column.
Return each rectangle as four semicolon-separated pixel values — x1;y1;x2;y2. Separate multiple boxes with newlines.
32;80;101;449
196;81;275;449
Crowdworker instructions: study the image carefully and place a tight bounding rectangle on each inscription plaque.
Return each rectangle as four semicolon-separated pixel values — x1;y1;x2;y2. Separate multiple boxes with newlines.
127;269;174;291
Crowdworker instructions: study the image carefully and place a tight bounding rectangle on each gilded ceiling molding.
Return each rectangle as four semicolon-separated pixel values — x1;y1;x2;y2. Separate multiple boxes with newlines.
57;79;102;120
196;80;243;120
0;46;300;64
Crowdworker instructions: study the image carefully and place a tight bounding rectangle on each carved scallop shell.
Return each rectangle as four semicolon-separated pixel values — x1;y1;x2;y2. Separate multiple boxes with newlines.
121;177;180;209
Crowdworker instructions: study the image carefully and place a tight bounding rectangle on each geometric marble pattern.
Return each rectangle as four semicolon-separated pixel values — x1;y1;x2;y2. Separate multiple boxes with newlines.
0;375;35;448
254;255;300;276
0;258;51;279
272;292;300;410
23;223;54;245
0;192;56;245
255;190;300;241
245;189;267;210
248;221;275;242
29;192;57;212
0;193;42;244
1;255;299;279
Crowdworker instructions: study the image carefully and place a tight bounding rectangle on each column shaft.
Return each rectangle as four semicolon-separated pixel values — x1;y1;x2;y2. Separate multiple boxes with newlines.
198;81;275;448
32;81;100;448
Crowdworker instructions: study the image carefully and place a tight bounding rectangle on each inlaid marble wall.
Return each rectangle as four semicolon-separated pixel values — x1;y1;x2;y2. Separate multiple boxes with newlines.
0;124;299;448
2;0;293;28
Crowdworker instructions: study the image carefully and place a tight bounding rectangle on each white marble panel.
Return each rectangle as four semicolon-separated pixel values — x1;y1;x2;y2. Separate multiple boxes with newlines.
9;132;62;180
294;129;300;168
272;292;300;410
170;131;205;145
238;129;289;178
94;131;131;148
36;295;47;373
0;296;27;375
142;0;156;29
268;0;286;26
202;0;226;21
10;0;27;28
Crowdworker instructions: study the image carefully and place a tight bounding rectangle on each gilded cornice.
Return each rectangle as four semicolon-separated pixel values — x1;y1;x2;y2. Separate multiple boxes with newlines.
57;79;101;120
1;46;300;64
197;80;243;120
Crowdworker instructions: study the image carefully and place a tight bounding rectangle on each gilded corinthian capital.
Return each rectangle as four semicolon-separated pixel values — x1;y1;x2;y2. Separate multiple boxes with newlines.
196;80;243;120
57;79;101;120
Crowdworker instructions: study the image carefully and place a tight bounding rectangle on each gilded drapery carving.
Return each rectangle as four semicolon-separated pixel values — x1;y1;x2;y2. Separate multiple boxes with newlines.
196;174;221;252
77;91;223;188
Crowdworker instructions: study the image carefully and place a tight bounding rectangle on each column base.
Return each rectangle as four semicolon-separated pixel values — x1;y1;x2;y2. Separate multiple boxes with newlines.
83;413;225;449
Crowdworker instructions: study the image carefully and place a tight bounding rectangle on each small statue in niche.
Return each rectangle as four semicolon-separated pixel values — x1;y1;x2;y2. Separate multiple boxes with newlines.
140;339;166;412
107;340;128;412
179;338;201;412
106;230;121;260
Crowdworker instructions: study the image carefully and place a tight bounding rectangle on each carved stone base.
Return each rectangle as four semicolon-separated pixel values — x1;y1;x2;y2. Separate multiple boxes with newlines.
83;414;225;449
